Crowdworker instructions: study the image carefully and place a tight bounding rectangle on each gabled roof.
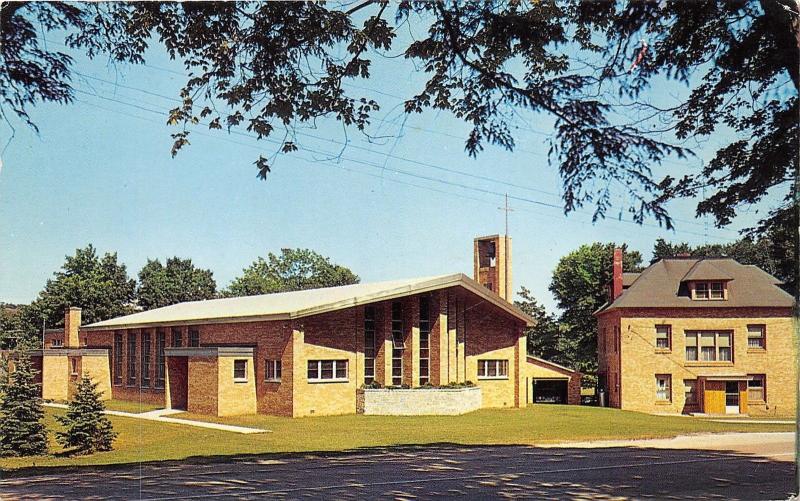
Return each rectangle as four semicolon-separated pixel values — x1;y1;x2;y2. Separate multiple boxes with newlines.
681;260;734;282
596;258;793;313
622;272;640;287
83;273;534;330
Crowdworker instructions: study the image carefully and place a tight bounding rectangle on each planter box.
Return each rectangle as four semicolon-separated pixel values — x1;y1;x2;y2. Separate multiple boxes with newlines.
358;386;482;415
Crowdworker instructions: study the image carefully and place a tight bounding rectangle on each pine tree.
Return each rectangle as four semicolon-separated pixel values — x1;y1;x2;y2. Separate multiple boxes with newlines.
56;374;116;454
0;354;48;457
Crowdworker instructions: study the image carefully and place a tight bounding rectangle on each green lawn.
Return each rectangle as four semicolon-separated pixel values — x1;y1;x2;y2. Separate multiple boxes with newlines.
0;405;793;473
102;399;163;414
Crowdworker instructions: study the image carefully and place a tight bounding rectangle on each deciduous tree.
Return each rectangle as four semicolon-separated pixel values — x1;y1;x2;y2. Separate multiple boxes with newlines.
137;257;216;310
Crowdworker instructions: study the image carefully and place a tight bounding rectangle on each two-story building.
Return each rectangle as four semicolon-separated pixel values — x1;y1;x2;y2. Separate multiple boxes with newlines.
595;249;796;417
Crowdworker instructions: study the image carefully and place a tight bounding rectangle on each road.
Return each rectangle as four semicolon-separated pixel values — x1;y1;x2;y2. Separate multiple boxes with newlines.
0;433;795;500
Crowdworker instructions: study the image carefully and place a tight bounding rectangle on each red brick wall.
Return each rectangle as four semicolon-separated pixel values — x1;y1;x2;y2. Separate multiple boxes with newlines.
168;357;188;410
188;356;217;415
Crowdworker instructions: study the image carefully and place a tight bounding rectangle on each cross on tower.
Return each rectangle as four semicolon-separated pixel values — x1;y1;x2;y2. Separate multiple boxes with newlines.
498;193;514;237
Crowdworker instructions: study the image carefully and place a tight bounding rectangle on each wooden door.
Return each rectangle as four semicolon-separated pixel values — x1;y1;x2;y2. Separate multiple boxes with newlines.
703;380;725;414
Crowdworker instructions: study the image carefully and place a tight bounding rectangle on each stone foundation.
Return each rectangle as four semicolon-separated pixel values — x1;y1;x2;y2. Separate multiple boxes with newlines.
359;386;482;415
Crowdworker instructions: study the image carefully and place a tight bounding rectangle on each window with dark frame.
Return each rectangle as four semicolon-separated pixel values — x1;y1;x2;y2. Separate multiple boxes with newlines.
685;331;733;362
127;332;137;386
265;359;282;381
710;281;724;299
694;282;709;299
747;325;766;349
477;359;509;379
655;374;671;401
233;359;248;382
141;331;151;388
419;297;431;385
307;360;348;382
189;328;200;347
70;357;78;376
391;301;403;386
684;379;697;405
693;281;726;300
747;374;766;402
113;331;123;385
655;325;671;350
171;327;183;347
364;306;376;385
155;330;166;388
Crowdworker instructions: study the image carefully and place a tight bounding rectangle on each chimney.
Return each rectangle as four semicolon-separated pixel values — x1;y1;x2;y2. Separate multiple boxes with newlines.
612;247;624;300
64;307;81;348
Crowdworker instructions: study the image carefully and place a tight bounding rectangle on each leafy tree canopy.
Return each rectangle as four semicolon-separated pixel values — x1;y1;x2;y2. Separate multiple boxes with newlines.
1;1;796;234
515;287;568;367
137;257;217;310
17;245;136;341
549;243;643;373
226;248;360;296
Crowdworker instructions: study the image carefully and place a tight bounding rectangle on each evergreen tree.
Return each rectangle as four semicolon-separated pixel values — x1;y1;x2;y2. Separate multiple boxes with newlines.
0;354;48;457
56;374;116;455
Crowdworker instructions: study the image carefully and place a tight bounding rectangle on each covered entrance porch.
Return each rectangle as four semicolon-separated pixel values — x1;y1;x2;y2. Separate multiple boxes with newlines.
697;375;750;415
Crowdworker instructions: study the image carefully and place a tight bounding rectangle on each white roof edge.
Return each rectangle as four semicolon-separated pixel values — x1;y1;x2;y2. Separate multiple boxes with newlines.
526;355;579;374
83;273;534;330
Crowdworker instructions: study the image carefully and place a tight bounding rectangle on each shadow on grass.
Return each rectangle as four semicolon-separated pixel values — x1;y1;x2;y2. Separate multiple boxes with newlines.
1;443;796;500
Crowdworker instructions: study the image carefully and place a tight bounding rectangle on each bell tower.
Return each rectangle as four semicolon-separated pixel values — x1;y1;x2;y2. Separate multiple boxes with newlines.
473;235;512;301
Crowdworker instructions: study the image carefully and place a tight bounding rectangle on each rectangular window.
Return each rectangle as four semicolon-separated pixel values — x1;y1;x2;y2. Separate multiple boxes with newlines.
419;297;431;385
655;374;671;401
265;359;282;382
113;331;123;385
127;332;137;386
141;331;151;388
52;339;63;347
655;325;671;350
685;332;698;361
189;328;200;347
233;359;248;382
70;357;78;376
307;360;348;382
391;301;403;386
747;325;766;349
684;379;697;405
155;330;166;388
747;374;765;402
363;306;376;384
695;282;709;299
477;360;509;379
717;332;732;361
171;327;182;347
710;282;724;300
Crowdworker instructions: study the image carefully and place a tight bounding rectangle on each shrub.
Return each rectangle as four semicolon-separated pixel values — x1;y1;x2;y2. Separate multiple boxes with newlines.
56;373;116;455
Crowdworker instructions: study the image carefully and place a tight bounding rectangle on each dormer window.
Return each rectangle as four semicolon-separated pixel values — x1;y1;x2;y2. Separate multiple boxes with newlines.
692;281;726;301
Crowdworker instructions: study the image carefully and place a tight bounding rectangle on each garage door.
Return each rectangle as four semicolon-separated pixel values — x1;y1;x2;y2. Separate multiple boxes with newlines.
533;379;568;404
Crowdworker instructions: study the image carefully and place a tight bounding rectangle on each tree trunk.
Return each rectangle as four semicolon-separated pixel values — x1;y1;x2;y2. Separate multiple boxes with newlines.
760;0;800;89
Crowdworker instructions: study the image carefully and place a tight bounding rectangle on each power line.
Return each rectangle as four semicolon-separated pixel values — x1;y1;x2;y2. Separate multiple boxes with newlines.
68;73;740;236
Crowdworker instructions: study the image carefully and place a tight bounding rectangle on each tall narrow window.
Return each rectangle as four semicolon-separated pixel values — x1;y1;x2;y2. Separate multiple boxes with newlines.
655;325;671;350
113;331;123;385
747;325;766;349
685;332;698;361
419;297;430;385
141;331;152;388
363;306;376;384
391;301;404;386
189;328;200;347
155;330;166;388
655;374;671;401
171;327;182;347
710;282;724;300
127;332;137;386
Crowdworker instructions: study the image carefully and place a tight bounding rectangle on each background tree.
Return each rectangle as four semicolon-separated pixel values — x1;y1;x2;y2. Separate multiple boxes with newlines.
1;1;795;240
56;374;116;455
0;354;48;457
515;287;568;367
137;257;216;310
549;243;643;373
226;249;359;297
0;305;24;350
16;245;136;344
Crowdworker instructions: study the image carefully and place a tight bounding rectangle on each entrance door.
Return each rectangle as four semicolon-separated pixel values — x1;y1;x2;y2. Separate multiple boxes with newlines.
725;381;739;414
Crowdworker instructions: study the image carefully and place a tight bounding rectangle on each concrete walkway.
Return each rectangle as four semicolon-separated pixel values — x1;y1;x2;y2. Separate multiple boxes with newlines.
44;403;269;434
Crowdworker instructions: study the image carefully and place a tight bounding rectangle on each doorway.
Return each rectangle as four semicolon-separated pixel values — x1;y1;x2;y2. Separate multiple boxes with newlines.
532;379;568;404
725;381;739;414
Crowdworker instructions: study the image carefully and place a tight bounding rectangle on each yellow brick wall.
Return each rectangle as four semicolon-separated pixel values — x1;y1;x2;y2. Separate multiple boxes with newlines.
619;314;796;417
217;355;257;417
292;341;358;417
81;354;112;401
466;345;518;408
41;355;69;401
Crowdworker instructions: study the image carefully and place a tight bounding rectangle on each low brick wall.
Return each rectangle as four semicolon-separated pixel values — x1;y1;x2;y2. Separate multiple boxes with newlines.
359;386;482;415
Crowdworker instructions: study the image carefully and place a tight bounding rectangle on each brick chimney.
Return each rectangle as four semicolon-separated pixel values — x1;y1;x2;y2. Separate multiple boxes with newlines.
612;247;624;300
64;307;81;348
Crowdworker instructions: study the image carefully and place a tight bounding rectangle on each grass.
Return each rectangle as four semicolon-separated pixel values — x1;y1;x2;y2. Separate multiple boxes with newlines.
101;399;163;414
0;405;793;473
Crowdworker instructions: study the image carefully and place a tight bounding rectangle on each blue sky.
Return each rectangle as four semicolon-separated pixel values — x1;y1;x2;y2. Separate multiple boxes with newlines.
0;22;766;312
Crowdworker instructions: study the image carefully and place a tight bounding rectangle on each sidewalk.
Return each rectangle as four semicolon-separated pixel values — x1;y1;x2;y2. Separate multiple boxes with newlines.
542;431;796;462
44;403;269;434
